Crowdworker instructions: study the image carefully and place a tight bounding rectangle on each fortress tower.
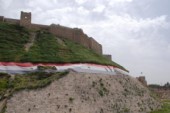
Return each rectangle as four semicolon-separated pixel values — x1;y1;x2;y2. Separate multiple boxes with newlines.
20;11;31;28
136;76;147;86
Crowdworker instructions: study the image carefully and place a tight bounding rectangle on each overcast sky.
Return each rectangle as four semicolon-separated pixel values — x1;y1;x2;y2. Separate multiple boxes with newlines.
0;0;170;84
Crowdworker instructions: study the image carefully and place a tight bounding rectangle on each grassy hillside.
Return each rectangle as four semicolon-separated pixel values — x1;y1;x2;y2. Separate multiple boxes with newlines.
0;22;126;70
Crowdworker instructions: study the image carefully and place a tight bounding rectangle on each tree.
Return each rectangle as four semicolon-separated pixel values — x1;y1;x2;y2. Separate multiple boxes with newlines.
164;82;170;88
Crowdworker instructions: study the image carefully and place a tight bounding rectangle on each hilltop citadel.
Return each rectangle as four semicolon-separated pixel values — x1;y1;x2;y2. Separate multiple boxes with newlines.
0;11;112;60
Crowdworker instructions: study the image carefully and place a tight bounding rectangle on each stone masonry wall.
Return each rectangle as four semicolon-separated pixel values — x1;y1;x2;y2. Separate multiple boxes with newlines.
103;54;112;60
50;24;89;48
4;18;20;24
73;28;90;49
136;76;147;86
0;16;4;22
31;24;49;31
50;24;74;40
89;38;102;54
20;11;31;28
50;24;103;54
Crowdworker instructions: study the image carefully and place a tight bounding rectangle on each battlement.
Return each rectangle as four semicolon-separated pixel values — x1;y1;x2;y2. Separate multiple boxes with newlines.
0;11;112;60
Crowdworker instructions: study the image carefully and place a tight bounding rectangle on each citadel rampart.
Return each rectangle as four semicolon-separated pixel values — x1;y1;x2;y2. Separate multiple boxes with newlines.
4;18;20;24
31;24;49;31
0;11;112;59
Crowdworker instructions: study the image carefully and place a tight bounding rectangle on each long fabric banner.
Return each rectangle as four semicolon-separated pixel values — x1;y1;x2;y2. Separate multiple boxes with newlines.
0;62;128;75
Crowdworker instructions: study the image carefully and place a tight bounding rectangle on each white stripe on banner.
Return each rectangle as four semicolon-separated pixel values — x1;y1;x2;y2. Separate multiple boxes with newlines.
0;62;128;75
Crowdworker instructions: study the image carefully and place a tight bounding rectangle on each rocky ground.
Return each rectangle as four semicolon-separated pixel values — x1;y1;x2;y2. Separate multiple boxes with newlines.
5;71;161;113
152;88;170;100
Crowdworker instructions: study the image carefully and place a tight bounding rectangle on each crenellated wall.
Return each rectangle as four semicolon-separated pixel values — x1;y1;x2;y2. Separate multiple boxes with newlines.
0;11;106;56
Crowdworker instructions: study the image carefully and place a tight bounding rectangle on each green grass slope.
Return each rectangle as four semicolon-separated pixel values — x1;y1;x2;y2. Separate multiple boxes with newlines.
0;22;126;71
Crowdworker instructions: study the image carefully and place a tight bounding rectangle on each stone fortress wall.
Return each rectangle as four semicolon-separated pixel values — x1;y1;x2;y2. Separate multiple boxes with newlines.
0;16;20;24
136;76;147;86
0;11;111;59
0;16;4;21
103;54;112;61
